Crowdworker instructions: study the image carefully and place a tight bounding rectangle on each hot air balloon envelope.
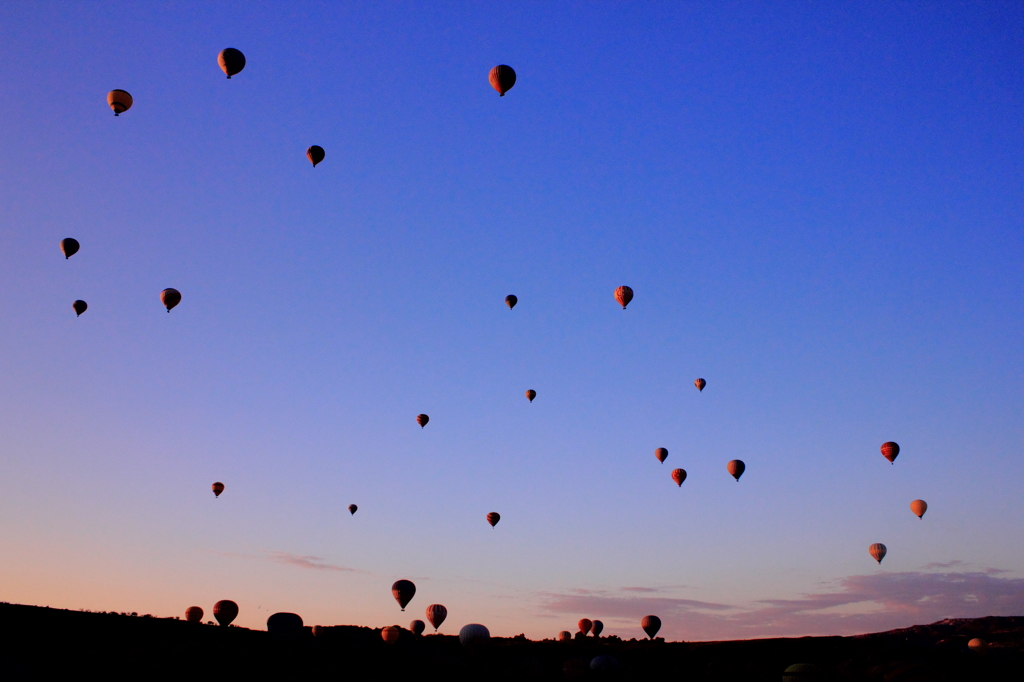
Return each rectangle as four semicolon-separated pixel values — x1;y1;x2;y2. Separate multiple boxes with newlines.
267;612;303;634
486;512;500;527
381;625;400;644
61;238;80;259
212;482;224;497
392;580;416;610
505;294;517;309
488;65;516;96
526;389;536;402
185;606;203;623
73;300;88;316
218;48;246;78
641;615;661;639
672;468;687;486
416;414;429;428
614;286;634;309
590;620;604;636
578;619;592;635
881;441;900;463
459;623;490;646
306;145;325;167
107;89;133;115
409;619;425;635
727;460;745;481
968;637;987;651
695;378;706;392
910;499;927;519
558;630;572;642
426;604;447;631
161;288;181;312
869;543;887;564
655;447;668;463
783;663;823;682
348;504;358;515
213;600;238;626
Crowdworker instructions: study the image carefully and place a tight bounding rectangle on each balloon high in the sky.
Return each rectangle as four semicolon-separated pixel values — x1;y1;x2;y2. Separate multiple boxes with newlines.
218;48;246;78
641;615;662;639
614;285;634;309
381;626;400;644
525;389;536;403
410;620;425;636
348;504;358;515
459;623;490;646
185;606;203;623
488;65;516;96
727;460;745;481
486;512;500;527
671;468;687;486
306;145;325;167
591;620;604;637
392;580;416;611
881;442;900;464
695;378;706;392
869;543;887;564
416;414;429;428
505;294;517;309
426;604;447;631
655;447;668;463
578;619;592;635
73;300;88;317
212;482;224;497
213;600;238;626
910;500;928;519
60;238;79;259
107;89;132;116
161;288;181;312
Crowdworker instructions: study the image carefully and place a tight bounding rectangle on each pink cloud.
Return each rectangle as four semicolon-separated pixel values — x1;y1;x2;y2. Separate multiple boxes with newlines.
267;551;362;573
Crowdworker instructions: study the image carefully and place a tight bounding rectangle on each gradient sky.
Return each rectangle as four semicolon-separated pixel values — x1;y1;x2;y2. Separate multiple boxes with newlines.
1;1;1023;641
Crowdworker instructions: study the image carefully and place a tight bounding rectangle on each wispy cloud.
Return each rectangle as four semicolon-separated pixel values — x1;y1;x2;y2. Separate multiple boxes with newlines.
267;551;362;573
538;568;1024;641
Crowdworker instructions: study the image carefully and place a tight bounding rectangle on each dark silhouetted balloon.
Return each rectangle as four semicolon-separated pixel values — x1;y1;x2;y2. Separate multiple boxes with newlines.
910;499;927;519
488;65;516;96
783;663;823;682
671;468;687;486
727;460;745;481
869;543;887;564
578;619;592;635
185;606;203;623
591;655;619;671
306;145;325;167
459;623;490;646
695;378;706;392
348;504;358;515
487;512;500;527
381;625;400;644
881;442;900;464
655;447;668;463
212;482;224;497
410;619;425;635
416;414;429;428
61;238;80;259
426;604;447;631
591;620;604;637
614;286;634;309
526;389;536;402
267;612;303;634
73;300;88;317
107;89;133;116
392;579;416;610
213;600;238;626
641;615;661;639
505;294;517;309
161;288;181;312
218;48;246;78
558;630;572;642
312;625;325;637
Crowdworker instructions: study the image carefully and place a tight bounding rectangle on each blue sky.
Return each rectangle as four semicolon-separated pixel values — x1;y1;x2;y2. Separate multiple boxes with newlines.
1;1;1022;639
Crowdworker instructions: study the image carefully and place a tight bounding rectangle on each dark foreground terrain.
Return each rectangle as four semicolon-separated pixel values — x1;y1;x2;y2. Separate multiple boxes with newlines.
1;603;1022;680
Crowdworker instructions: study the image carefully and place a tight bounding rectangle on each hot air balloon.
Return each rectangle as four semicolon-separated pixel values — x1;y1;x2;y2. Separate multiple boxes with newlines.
881;442;900;464
578;619;592;635
641;615;661;639
968;638;987;652
727;460;745;481
783;663;823;682
695;378;706;392
392;580;416;611
869;543;887;564
312;625;325;637
348;504;358;515
416;414;429;428
267;612;303;634
505;294;518;309
60;238;80;259
107;89;133;116
426;604;447;631
910;499;927;519
558;630;572;642
614;286;634;309
459;623;490;646
213;600;238;626
381;626;400;644
671;468;687;486
591;620;604;637
526;389;536;403
487;512;500;527
591;655;619;671
161;288;181;312
409;620;425;636
655;448;668;463
306;145;325;167
73;300;88;317
488;65;516;96
218;48;246;78
212;482;224;497
185;606;203;623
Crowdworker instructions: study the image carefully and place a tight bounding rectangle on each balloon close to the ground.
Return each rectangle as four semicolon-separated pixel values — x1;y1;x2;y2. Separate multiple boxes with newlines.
107;89;132;115
488;65;516;96
218;48;246;78
185;606;203;623
869;543;887;564
213;600;238;626
614;285;634;309
881;442;900;464
578;619;592;635
641;615;662;639
910;499;928;519
409;620;425;635
459;623;490;646
968;638;987;651
267;612;303;634
783;663;823;682
392;580;416;610
381;626;400;644
727;459;745;481
60;238;80;259
426;604;447;631
558;630;572;642
590;620;604;636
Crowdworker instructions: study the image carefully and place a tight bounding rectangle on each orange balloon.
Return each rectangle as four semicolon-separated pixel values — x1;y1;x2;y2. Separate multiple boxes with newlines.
416;414;429;428
614;286;634;309
185;606;203;623
107;89;133;116
695;378;706;392
727;460;745;481
487;512;500;527
671;468;686;486
382;625;401;644
578;619;592;635
869;543;887;564
212;482;224;497
881;442;900;464
655;448;668;463
910;500;927;519
488;65;516;96
526;389;536;402
218;48;246;78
